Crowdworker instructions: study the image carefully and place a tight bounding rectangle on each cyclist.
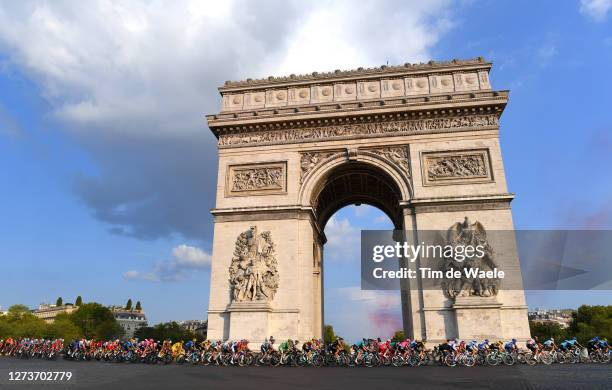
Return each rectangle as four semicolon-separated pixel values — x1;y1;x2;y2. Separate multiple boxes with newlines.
171;340;184;357
466;340;478;356
542;337;555;351
598;338;609;348
504;339;518;353
278;339;292;354
331;337;345;357
184;339;195;353
561;336;582;351
526;336;538;356
260;336;275;357
478;339;490;351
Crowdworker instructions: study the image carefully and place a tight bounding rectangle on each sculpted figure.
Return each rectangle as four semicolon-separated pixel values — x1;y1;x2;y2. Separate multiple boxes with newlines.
229;226;279;302
442;217;499;298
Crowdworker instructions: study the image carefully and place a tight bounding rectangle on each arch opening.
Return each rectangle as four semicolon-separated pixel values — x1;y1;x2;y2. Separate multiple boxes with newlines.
322;205;402;342
310;161;405;235
308;160;407;342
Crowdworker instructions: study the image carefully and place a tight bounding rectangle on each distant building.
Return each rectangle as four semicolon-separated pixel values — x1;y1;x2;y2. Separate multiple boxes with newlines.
109;306;148;338
0;306;7;316
528;308;574;329
178;320;207;337
32;303;79;323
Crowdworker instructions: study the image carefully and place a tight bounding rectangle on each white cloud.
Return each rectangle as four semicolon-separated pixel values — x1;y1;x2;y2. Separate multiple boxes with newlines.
172;244;211;268
580;0;612;21
124;244;211;282
272;0;452;75
324;216;360;262
122;270;139;279
0;1;453;241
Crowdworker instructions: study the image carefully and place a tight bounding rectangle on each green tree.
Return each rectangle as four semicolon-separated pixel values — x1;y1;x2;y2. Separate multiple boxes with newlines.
135;301;142;311
125;299;132;310
568;305;612;344
45;318;82;341
75;296;83;306
0;306;47;338
135;321;202;342
7;304;30;317
69;303;123;339
323;324;337;345
392;330;406;342
56;297;63;306
529;321;568;342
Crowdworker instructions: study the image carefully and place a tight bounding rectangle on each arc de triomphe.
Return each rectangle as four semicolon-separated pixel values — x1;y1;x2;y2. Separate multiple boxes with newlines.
205;57;530;344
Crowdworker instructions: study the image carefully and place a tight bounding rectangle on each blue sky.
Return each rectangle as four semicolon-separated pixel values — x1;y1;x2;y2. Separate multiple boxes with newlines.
0;1;611;341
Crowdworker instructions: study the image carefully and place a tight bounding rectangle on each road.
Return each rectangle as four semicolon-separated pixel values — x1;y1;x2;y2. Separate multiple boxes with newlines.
0;357;609;390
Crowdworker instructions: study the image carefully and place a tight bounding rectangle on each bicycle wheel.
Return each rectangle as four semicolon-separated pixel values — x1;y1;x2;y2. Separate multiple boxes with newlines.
444;354;456;367
392;355;404;367
407;355;419;367
312;354;323;367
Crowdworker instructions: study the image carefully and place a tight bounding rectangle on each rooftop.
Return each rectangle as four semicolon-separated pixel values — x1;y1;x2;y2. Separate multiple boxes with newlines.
220;57;491;91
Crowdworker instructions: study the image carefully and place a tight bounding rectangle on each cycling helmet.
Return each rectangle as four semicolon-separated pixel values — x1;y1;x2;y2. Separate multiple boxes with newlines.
484;339;489;343
512;338;517;343
571;337;576;341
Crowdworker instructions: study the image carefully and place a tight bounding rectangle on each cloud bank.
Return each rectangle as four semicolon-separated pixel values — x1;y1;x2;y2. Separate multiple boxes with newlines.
123;243;211;282
0;0;452;244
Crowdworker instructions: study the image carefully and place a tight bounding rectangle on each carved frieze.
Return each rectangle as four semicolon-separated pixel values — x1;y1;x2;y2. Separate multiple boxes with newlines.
226;162;287;196
422;149;492;186
219;114;499;148
300;151;336;183
372;146;411;175
229;226;279;302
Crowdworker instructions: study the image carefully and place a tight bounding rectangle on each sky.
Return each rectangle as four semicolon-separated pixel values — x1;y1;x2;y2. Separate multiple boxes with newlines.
0;0;611;342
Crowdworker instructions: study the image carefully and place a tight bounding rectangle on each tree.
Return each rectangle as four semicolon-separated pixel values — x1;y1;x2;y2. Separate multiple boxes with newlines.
45;318;82;341
323;324;337;345
529;321;568;342
392;330;406;342
0;306;47;339
135;301;142;311
75;296;83;306
134;321;202;342
69;303;123;339
125;299;132;310
568;305;612;344
56;297;63;306
7;304;30;317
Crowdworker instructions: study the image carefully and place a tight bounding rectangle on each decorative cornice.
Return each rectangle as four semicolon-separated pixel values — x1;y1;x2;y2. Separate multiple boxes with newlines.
221;57;490;90
207;91;507;144
218;112;500;148
401;193;514;214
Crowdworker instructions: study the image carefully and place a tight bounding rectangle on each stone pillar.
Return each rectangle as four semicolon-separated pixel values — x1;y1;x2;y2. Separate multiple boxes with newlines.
452;297;503;340
206;211;320;345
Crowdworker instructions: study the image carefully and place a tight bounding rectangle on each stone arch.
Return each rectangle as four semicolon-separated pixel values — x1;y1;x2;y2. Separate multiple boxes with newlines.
299;150;411;232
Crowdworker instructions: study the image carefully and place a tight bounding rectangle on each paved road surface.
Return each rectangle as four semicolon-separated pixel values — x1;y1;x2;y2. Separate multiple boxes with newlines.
0;357;609;389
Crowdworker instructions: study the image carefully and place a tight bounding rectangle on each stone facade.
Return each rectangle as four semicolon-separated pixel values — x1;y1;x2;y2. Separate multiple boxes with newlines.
32;303;79;324
109;306;148;338
205;57;530;344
